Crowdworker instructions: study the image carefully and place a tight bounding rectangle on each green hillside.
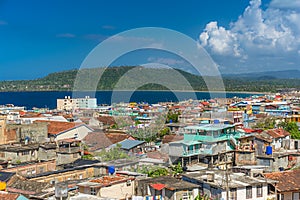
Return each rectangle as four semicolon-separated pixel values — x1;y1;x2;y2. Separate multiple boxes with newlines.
0;66;299;92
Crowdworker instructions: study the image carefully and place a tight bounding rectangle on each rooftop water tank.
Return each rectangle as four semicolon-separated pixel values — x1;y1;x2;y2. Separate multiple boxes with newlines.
214;119;220;124
108;166;115;175
266;146;272;155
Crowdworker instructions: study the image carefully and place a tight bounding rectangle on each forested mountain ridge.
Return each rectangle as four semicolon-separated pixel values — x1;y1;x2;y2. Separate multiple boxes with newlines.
0;66;299;92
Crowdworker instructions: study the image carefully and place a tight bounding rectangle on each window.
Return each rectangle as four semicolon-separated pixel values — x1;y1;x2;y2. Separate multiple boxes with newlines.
90;188;96;195
39;167;44;173
257;184;263;197
268;184;275;195
230;188;237;200
182;191;193;200
246;186;252;199
293;192;299;200
21;151;30;156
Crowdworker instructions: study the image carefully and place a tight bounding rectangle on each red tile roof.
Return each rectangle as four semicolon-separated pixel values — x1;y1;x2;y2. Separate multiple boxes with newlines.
97;116;116;126
162;134;184;144
150;183;166;190
105;132;133;144
242;128;257;133
35;120;85;135
264;169;300;192
89;176;134;187
201;101;210;106
83;131;112;151
0;192;20;200
265;128;290;139
255;134;273;143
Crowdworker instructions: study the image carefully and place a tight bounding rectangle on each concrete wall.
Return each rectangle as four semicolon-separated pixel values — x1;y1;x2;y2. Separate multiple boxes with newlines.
175;189;198;200
257;156;289;172
283;139;300;150
30;167;99;184
100;180;134;199
168;143;183;157
272;139;282;150
211;142;227;154
2;149;38;164
6;122;48;143
56;152;80;166
266;155;289;172
2;160;56;176
221;184;268;200
235;151;256;165
38;147;56;161
0;117;7;145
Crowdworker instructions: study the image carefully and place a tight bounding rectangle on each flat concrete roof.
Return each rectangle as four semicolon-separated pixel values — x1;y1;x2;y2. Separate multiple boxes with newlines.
184;124;235;131
183;169;272;189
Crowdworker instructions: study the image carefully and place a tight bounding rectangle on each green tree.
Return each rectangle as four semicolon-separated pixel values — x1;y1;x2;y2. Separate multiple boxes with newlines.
82;154;94;160
166;111;180;123
171;162;183;176
110;124;118;129
147;167;169;177
252;117;277;130
194;194;210;200
158;127;170;139
279;121;300;139
96;144;129;161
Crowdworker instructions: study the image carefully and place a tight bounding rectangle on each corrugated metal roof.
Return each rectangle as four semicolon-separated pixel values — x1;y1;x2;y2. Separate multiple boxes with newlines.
0;172;15;182
119;139;145;150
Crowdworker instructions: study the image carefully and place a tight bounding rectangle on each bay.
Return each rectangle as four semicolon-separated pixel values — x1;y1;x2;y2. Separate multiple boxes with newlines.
0;91;261;109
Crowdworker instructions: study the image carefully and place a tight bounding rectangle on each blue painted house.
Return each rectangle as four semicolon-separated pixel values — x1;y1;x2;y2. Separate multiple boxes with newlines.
169;124;245;167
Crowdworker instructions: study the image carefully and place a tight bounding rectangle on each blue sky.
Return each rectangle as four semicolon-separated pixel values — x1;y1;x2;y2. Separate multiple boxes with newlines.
0;0;299;80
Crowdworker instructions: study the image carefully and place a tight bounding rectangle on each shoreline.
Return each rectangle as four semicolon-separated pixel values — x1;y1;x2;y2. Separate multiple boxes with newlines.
0;90;272;95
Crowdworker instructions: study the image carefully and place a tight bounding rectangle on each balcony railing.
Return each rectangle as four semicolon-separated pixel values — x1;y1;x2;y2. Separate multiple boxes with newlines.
183;148;213;156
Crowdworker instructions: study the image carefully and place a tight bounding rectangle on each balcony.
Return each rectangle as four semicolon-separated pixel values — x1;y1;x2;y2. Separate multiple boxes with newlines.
182;148;212;156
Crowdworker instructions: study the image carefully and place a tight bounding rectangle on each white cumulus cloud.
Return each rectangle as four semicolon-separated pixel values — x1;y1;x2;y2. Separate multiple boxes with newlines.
199;0;300;73
270;0;300;10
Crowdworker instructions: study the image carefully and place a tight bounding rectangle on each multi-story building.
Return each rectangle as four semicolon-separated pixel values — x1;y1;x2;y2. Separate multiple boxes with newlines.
57;96;97;111
168;124;244;167
183;169;277;200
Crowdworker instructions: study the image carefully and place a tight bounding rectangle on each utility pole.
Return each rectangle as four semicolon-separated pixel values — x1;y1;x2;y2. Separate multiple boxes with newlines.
225;153;229;200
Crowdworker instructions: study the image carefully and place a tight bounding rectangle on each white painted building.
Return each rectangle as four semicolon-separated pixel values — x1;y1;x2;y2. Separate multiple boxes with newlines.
57;96;97;110
36;120;94;141
54;124;93;141
183;169;277;200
